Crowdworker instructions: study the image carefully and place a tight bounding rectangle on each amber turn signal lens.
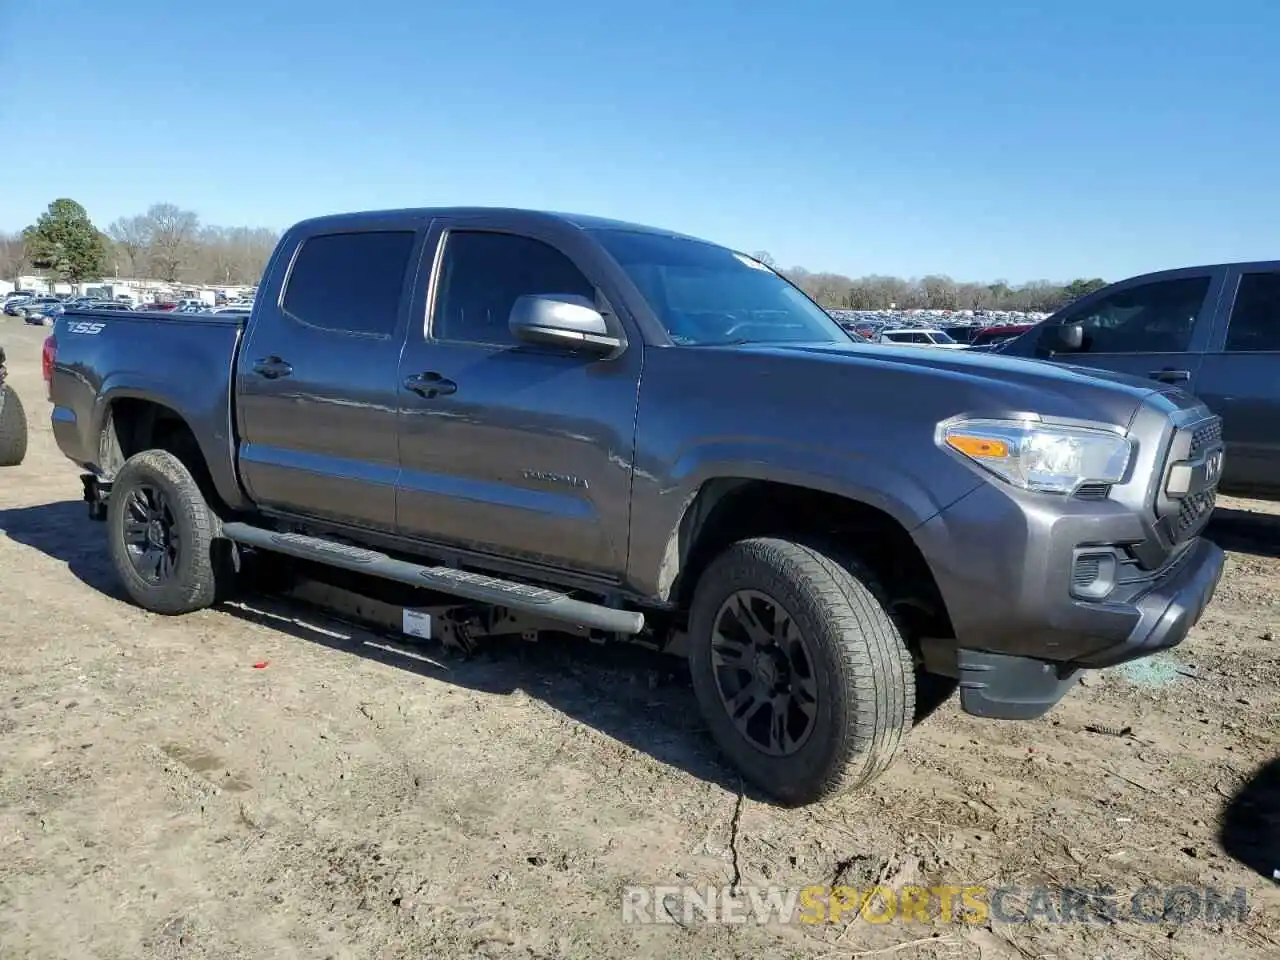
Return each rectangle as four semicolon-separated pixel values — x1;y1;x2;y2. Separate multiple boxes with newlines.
945;434;1009;459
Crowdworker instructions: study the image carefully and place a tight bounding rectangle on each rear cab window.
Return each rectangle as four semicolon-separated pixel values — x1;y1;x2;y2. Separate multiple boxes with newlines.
282;230;417;337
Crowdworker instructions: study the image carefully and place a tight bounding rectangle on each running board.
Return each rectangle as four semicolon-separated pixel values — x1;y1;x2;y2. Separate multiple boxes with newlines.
219;522;645;635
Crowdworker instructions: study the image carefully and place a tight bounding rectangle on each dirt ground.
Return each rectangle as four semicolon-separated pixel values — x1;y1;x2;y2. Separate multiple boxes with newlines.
1;319;1278;960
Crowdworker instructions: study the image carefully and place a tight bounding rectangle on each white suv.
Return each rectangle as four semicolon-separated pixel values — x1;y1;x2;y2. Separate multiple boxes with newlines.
874;328;967;349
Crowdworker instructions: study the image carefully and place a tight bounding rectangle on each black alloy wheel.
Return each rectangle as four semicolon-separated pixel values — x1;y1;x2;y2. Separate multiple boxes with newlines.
709;588;819;757
121;483;182;584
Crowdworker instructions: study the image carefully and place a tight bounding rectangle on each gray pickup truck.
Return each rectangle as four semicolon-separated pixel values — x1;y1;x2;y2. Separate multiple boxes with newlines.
999;261;1280;499
45;208;1226;804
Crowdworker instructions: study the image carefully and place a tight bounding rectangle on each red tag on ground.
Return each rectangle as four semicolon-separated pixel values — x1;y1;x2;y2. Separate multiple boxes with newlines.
252;661;269;669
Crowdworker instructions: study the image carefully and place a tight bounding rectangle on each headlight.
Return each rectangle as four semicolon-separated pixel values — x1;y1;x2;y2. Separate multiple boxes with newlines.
939;417;1132;494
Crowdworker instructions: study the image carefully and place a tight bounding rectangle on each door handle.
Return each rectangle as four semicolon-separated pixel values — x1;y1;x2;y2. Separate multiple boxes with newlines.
252;356;294;379
1148;368;1191;383
404;371;457;399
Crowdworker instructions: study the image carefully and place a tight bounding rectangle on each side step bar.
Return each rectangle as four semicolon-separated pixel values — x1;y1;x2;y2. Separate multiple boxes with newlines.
219;522;646;636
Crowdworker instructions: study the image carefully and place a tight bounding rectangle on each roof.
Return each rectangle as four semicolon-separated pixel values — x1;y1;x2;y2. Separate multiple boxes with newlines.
287;206;703;242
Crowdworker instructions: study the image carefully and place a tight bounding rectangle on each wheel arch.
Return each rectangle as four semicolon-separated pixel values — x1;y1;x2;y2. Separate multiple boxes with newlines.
659;478;956;646
99;394;227;513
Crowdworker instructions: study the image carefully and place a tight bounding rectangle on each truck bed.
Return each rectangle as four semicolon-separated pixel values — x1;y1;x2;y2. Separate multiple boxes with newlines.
49;308;246;507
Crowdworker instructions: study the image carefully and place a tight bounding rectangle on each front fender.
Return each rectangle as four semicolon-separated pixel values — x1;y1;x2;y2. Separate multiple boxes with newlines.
626;436;982;600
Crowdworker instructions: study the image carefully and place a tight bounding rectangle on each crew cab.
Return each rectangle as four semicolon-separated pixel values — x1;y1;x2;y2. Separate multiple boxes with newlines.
999;261;1280;498
45;207;1226;804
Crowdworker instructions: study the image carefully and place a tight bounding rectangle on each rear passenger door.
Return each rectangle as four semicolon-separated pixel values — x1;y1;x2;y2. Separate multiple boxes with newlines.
235;227;423;531
394;219;642;579
1032;269;1224;385
1195;266;1280;497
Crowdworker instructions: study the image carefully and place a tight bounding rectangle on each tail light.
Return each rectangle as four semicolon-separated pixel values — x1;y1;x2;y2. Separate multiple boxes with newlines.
42;334;56;399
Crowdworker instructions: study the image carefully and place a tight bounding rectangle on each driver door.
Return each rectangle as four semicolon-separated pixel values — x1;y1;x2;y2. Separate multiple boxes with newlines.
394;219;643;579
1033;268;1226;386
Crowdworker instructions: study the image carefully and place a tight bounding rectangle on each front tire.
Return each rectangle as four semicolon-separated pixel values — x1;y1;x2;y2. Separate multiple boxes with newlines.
106;449;233;614
688;537;914;806
0;384;27;466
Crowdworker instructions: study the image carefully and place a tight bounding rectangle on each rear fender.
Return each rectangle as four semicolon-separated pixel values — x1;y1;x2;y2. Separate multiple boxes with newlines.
93;376;249;510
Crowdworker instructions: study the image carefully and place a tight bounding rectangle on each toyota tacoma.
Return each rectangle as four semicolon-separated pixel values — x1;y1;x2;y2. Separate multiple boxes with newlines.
44;207;1225;804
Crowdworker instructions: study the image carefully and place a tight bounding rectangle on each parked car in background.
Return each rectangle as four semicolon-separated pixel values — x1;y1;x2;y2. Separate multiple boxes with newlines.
941;324;983;344
999;260;1280;499
0;345;27;466
27;301;65;325
874;327;966;348
46;205;1226;805
6;296;62;319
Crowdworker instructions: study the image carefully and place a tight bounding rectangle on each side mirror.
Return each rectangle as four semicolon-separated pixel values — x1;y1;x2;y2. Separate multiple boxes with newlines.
509;294;622;355
1045;321;1084;352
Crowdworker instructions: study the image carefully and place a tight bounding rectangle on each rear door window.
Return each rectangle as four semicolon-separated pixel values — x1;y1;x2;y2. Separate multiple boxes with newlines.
282;230;416;337
1224;271;1280;352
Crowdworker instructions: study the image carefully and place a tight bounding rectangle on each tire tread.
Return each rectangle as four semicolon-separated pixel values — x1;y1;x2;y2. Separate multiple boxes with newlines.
689;536;915;804
107;449;227;615
0;384;28;467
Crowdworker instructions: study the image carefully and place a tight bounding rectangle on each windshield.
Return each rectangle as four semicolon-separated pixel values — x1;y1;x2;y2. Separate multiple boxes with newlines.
590;229;847;346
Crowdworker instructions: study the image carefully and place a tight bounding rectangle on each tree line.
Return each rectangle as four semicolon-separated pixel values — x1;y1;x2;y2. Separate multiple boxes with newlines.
2;198;1107;312
749;252;1108;314
1;198;279;287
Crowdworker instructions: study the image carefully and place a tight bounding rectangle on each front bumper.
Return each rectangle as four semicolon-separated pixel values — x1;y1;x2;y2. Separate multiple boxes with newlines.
951;537;1223;719
913;475;1225;720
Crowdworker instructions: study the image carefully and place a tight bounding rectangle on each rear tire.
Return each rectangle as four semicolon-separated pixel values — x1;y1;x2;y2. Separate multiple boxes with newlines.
0;384;27;466
106;449;234;614
688;537;914;805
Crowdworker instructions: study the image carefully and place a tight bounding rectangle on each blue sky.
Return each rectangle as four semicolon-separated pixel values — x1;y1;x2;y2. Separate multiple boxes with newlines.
1;0;1276;282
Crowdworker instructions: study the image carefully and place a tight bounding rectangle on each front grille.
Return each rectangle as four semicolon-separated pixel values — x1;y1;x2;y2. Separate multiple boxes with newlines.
1188;419;1222;460
1173;487;1217;540
1157;414;1222;544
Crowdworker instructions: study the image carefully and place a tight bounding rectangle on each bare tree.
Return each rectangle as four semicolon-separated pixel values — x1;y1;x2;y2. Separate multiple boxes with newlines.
197;225;239;284
0;232;28;281
189;225;278;285
143;203;200;282
919;275;959;310
107;215;152;277
956;282;990;311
